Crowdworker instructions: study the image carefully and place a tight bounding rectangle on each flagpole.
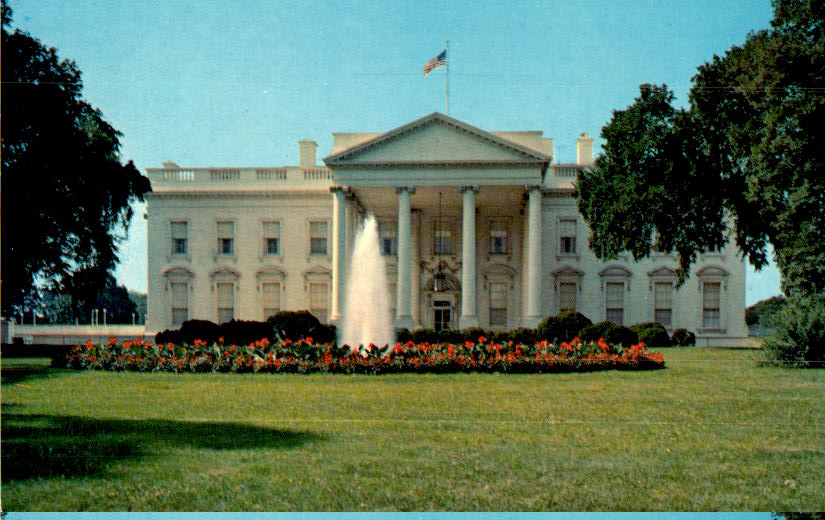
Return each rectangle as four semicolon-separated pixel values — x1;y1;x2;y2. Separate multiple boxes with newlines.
445;40;449;116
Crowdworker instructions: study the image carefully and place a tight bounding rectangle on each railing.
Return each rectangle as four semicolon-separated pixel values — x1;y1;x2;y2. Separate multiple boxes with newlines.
553;165;581;178
148;166;334;189
303;168;333;181
256;168;288;181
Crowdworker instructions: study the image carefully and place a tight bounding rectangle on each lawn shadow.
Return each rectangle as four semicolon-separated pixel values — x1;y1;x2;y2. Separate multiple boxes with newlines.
1;361;79;386
1;413;325;481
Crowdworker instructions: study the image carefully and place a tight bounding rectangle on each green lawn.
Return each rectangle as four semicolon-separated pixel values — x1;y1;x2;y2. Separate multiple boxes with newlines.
2;349;823;511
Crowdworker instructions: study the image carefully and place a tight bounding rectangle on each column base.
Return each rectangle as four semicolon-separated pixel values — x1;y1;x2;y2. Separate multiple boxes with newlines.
522;316;542;329
458;315;480;329
394;315;414;331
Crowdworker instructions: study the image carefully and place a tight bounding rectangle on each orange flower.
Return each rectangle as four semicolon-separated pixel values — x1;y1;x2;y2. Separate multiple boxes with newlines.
478;336;488;343
306;337;314;344
219;336;225;344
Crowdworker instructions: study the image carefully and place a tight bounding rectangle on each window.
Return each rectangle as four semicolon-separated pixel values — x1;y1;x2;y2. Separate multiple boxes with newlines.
703;282;721;329
217;281;234;323
433;300;451;331
654;282;672;327
309;282;328;323
559;282;577;312
388;281;397;319
263;221;280;256
379;221;396;256
489;221;507;255
310;221;328;256
170;282;188;326
217;221;234;255
262;282;281;320
171;221;188;256
559;218;577;254
489;282;507;327
605;282;624;325
433;221;452;255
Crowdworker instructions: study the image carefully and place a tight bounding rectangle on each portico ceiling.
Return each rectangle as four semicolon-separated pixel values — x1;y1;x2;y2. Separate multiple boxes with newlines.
352;185;527;217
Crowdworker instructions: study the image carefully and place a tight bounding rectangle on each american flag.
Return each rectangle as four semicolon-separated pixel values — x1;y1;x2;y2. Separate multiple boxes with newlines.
423;49;447;76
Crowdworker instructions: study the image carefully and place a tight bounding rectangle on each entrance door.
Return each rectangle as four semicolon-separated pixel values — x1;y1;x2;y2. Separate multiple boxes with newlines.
433;300;452;331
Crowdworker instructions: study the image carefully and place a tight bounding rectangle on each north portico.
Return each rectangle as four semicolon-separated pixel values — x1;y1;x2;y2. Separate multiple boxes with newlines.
324;112;552;330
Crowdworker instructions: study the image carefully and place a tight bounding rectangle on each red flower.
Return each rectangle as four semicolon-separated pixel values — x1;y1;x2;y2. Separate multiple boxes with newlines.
219;336;225;344
478;336;488;343
306;337;314;344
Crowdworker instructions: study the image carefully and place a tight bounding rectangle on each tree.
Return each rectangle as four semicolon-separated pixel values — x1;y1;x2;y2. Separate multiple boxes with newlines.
1;0;151;317
577;0;825;296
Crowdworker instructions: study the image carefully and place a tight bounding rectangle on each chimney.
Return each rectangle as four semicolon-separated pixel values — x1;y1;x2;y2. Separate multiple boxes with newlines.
576;133;594;166
299;140;317;169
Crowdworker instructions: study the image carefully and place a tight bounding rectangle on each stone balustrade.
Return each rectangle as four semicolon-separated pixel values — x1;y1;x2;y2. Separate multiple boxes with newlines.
147;166;333;192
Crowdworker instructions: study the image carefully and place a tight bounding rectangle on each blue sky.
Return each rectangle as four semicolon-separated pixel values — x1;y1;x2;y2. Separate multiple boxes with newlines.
9;0;782;305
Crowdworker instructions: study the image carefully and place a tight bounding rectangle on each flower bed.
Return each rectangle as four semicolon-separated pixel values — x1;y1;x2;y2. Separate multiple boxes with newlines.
66;336;664;374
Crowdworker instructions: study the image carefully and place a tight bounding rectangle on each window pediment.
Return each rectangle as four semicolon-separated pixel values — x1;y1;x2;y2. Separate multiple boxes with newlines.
210;267;240;280
697;266;729;278
599;265;632;278
552;266;584;278
163;267;194;280
647;266;677;279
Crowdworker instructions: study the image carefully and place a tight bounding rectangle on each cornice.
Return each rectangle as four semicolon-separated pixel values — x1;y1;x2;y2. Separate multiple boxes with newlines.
330;159;546;169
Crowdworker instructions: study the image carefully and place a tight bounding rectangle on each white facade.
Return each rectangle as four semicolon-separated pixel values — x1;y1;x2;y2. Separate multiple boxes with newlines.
146;113;748;345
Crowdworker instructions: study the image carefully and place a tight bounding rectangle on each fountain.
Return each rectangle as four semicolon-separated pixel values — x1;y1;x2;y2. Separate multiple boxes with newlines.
339;214;396;353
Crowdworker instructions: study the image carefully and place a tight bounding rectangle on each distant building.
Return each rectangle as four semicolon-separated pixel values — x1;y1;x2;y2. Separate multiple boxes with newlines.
145;113;747;345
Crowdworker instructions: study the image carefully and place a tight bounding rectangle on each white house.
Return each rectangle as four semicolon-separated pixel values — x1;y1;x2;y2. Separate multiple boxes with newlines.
145;113;748;345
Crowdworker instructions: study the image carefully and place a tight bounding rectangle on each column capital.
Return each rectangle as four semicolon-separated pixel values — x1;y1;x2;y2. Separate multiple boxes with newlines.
459;185;480;193
395;186;416;195
330;185;347;194
525;184;544;193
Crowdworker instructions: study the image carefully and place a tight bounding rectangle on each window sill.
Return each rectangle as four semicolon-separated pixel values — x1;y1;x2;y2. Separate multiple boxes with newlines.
698;328;726;334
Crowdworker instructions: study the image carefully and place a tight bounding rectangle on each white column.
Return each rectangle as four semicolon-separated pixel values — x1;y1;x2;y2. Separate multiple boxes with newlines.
524;185;543;327
459;185;479;329
395;187;415;330
411;209;422;328
330;186;347;323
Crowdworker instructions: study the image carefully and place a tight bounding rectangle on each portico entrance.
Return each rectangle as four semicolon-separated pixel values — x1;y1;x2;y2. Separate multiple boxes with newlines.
323;112;552;330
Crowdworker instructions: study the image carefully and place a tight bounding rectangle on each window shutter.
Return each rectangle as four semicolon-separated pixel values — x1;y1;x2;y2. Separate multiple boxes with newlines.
217;222;233;239
263;221;280;238
171;283;188;307
655;282;672;309
218;282;234;307
171;222;187;239
703;282;720;308
606;283;623;309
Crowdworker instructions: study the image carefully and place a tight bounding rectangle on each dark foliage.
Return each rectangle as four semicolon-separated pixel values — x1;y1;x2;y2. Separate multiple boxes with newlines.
762;294;825;368
1;6;151;316
671;328;696;347
538;311;593;343
746;295;787;328
577;2;825;296
630;322;671;348
266;311;335;344
579;321;639;348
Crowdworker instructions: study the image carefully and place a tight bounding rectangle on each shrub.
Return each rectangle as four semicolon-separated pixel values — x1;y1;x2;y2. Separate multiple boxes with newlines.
508;328;537;345
176;319;221;345
462;327;487;343
579;321;638;348
437;329;463;344
219;320;276;346
538;311;592;343
671;328;696;347
412;328;436;344
396;328;412;343
762;294;825;368
630;322;671;348
267;311;329;342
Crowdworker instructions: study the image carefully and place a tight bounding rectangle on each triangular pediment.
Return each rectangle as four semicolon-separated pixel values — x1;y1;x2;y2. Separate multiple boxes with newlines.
647;266;677;278
324;113;551;167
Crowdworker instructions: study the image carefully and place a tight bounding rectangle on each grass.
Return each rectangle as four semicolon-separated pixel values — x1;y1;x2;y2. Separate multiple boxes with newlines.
2;349;823;511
